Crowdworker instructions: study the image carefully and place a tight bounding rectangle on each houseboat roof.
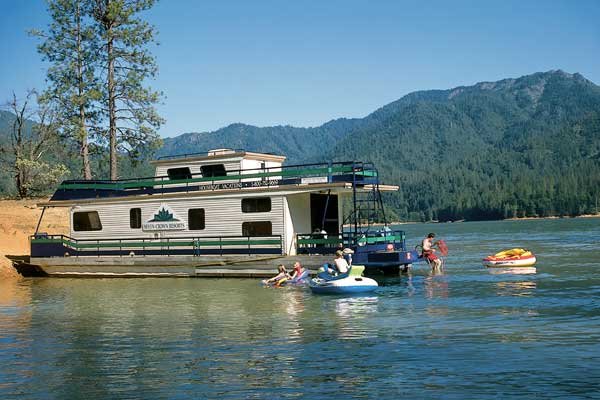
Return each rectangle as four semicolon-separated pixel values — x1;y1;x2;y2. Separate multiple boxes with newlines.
150;149;286;165
39;150;398;207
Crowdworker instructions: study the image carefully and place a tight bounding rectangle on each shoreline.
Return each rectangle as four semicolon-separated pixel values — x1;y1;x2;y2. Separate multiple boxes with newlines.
0;199;68;279
347;213;600;227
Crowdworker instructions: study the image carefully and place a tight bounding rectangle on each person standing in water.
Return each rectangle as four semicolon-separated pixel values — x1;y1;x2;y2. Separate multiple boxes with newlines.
422;233;442;270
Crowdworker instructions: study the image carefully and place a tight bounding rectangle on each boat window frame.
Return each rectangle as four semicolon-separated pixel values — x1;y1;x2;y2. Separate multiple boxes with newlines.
200;164;227;178
241;197;272;213
73;211;103;232
242;221;272;236
167;167;192;180
188;208;205;230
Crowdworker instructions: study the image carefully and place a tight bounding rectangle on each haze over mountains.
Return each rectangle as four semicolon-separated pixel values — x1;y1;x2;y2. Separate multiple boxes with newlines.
2;70;599;220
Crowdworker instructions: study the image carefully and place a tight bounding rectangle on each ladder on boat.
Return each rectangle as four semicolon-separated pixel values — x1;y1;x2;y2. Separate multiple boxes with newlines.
343;162;388;245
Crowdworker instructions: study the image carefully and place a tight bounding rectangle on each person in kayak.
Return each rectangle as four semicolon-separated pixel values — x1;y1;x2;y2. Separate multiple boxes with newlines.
263;264;290;286
422;233;442;270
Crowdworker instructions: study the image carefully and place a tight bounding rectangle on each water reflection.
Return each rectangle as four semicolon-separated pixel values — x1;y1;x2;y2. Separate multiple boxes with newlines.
2;216;600;399
487;267;537;275
279;288;306;343
0;279;32;394
495;281;537;297
424;272;449;299
330;296;379;340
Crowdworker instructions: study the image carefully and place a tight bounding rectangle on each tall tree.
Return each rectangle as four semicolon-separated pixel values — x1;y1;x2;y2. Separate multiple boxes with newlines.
0;91;69;198
93;0;163;180
31;0;100;180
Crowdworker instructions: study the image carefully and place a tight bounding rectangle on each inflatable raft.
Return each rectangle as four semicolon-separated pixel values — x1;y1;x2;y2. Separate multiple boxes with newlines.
483;248;536;268
309;265;378;294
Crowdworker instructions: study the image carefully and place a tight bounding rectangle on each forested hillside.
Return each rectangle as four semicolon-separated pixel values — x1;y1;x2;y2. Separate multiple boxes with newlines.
2;70;599;220
333;71;600;220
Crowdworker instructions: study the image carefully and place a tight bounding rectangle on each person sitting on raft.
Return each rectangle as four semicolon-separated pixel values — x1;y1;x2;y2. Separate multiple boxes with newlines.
263;264;290;286
333;249;349;274
422;233;442;270
290;261;306;281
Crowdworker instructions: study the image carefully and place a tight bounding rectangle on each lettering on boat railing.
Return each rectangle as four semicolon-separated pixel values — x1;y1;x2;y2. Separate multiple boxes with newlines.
196;179;281;191
300;176;328;184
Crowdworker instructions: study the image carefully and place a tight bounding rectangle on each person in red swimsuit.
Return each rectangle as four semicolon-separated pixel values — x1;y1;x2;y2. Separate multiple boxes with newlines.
422;233;442;270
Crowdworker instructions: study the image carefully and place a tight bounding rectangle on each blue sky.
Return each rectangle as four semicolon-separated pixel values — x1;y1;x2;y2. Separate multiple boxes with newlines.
1;0;599;137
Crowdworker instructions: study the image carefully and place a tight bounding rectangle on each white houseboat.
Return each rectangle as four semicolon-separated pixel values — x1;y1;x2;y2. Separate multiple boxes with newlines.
25;149;418;277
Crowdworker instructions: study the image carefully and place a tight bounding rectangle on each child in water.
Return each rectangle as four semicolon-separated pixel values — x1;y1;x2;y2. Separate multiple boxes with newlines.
289;261;306;282
263;264;290;286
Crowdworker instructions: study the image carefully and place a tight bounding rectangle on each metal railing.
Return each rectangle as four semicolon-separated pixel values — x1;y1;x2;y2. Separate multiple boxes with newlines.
296;230;406;254
51;161;379;201
31;233;283;258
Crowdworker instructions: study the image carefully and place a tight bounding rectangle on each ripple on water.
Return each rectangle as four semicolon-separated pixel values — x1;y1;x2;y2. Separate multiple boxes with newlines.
1;219;600;399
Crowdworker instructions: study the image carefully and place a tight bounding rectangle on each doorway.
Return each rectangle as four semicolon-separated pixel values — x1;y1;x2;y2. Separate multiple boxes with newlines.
310;193;339;235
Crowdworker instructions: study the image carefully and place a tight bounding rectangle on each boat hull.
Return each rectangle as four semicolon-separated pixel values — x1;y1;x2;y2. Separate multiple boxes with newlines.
483;256;536;268
23;255;331;278
309;276;378;294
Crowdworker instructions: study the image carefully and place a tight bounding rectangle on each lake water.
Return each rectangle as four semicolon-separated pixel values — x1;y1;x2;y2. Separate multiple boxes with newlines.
1;218;599;399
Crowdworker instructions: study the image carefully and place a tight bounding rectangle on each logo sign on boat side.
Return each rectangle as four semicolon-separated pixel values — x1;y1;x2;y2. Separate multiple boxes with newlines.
142;204;186;231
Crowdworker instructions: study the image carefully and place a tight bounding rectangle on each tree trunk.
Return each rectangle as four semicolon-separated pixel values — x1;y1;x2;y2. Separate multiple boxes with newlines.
76;1;92;180
80;111;92;180
107;25;117;180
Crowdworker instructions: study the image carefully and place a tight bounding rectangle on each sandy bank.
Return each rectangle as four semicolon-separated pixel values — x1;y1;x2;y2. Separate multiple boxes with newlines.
0;199;69;279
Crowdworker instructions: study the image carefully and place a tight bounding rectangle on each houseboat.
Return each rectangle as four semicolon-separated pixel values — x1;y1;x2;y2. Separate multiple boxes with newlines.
25;149;418;277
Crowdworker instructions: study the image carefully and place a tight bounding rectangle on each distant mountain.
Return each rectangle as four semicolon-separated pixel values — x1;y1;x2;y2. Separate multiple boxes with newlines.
159;70;600;220
332;70;600;220
158;119;364;164
2;71;599;220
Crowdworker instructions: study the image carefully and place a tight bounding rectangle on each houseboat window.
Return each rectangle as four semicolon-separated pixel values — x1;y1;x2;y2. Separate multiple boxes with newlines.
241;197;271;213
73;211;102;231
200;164;227;178
167;167;192;180
130;208;141;229
188;208;205;230
242;221;272;236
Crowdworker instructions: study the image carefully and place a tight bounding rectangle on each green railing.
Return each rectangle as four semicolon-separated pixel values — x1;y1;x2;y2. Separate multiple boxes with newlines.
296;230;406;254
57;162;377;191
31;234;283;257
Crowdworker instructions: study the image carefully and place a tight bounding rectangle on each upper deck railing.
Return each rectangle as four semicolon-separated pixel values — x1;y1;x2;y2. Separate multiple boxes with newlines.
50;161;379;201
155;149;249;161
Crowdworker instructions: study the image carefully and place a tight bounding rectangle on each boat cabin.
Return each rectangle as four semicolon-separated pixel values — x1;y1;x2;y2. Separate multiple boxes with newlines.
30;149;414;274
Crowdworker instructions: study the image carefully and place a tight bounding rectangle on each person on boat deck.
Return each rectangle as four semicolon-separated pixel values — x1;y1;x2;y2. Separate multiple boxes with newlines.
333;250;350;274
263;264;290;286
422;233;442;270
290;261;305;280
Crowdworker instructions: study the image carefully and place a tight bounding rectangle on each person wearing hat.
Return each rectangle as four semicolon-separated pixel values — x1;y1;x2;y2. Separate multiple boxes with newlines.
422;233;442;270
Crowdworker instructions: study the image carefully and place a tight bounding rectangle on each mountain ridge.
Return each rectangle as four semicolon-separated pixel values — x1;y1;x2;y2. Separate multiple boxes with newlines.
2;70;599;220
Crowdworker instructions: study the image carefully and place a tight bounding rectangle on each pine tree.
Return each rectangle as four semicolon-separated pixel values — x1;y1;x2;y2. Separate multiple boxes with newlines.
93;0;163;180
31;0;100;180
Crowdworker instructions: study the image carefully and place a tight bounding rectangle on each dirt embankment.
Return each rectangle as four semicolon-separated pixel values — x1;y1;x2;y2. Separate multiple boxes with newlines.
0;199;69;279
